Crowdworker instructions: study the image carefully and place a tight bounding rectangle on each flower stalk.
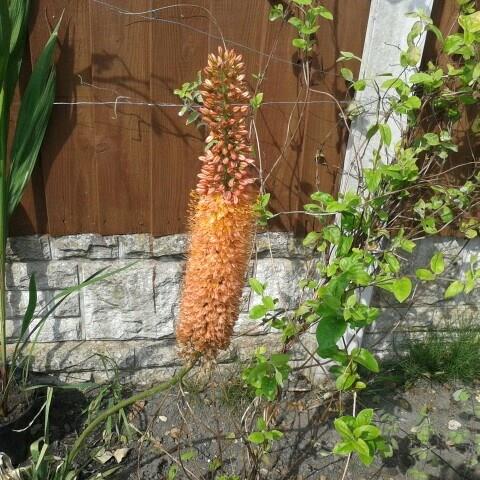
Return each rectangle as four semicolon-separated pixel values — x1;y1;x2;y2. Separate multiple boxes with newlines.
176;48;257;359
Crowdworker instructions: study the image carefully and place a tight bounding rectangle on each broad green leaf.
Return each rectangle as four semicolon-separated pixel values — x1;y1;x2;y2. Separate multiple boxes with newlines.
392;277;412;302
312;5;333;20
379;277;412;303
351;348;379;372
249;304;268;320
269;4;284;22
9;15;62;216
379;123;392;146
303;231;321;246
341;67;353;82
249;278;265;295
334;418;354;440
355;409;373;427
453;388;470;402
316;315;346;357
415;269;435;281
322;225;341;245
180;450;197;461
430;252;445;274
444;280;464;299
336;371;358;391
333;441;353;455
403;95;422;109
292;38;307;49
247;432;265;444
354;424;381;440
352;437;370;457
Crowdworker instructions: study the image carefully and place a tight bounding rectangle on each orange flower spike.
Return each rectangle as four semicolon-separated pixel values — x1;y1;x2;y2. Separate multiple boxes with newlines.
176;48;257;359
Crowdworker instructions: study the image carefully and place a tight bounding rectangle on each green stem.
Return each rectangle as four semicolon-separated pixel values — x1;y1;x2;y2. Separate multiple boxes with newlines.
0;86;9;413
64;361;197;471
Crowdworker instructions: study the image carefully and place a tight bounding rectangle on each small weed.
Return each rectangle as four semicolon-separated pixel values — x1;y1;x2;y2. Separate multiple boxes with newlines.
389;324;480;384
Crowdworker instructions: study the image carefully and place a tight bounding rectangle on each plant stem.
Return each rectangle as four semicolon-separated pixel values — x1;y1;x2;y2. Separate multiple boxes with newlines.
0;86;9;415
65;361;197;470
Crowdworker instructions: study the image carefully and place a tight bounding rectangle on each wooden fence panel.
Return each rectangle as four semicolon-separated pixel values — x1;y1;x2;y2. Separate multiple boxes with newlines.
10;0;372;236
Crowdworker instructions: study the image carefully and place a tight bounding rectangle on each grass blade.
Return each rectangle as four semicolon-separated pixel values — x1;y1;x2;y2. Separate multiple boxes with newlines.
20;273;37;337
8;14;62;216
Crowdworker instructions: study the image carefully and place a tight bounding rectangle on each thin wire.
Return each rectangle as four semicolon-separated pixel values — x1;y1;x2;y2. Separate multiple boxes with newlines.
90;0;337;77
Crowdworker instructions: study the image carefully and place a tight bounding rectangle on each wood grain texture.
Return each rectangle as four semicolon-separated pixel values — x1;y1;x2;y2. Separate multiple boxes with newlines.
11;0;373;236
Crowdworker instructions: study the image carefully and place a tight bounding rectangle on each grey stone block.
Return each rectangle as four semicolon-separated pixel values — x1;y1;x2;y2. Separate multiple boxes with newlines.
119;234;152;258
6;262;79;290
82;261;181;340
254;232;306;258
51;234;119;259
152;234;188;257
6;236;51;261
252;258;308;310
11;339;179;373
6;290;80;320
31;316;82;342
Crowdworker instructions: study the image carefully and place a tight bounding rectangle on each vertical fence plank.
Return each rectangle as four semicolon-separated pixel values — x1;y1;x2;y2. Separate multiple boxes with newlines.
150;1;210;236
12;1;377;237
91;0;152;235
298;0;370;232
26;0;98;236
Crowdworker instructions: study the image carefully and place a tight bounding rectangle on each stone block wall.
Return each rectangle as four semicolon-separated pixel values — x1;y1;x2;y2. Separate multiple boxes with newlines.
6;233;478;383
5;232;312;382
364;237;480;357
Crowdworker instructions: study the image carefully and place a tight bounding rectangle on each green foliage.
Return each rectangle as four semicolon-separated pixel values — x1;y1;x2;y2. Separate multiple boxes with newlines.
389;324;480;384
272;2;333;53
242;347;290;401
333;409;392;465
173;71;203;125
247;417;283;448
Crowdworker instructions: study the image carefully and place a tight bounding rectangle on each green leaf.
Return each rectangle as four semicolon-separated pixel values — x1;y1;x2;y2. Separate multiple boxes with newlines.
333;441;353;455
353;79;366;91
352;437;370;457
180;450;197;462
334;418;354;440
249;304;268;320
379;123;392;146
336;371;358;391
393;277;412;302
415;269;435;281
250;92;264;109
292;0;312;4
9;14;62;217
249;278;265;295
453;388;470;402
337;51;362;62
403;96;422;109
401;45;421;67
269;4;284;22
322;225;341;245
303;231;321;246
316;315;346;357
292;38;308;49
351;348;379;372
354;425;381;440
247;432;265;444
355;409;373;427
444;280;464;299
341;67;353;82
430;252;445;274
312;5;333;20
20;274;37;337
262;296;276;310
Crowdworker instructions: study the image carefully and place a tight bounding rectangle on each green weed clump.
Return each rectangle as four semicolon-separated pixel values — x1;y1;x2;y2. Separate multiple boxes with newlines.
393;325;480;384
